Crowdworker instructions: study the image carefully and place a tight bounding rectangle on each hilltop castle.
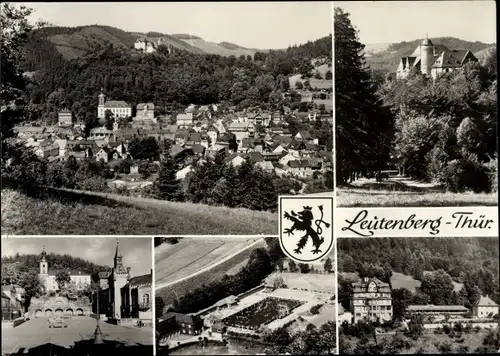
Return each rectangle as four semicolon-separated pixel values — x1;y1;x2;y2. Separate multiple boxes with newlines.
396;37;478;80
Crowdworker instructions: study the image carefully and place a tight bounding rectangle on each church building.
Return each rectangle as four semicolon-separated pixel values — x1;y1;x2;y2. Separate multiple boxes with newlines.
97;90;132;119
38;248;91;292
396;37;478;80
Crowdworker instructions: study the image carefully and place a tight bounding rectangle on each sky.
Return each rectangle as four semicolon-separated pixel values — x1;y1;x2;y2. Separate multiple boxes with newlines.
336;1;496;45
1;237;152;276
20;2;332;49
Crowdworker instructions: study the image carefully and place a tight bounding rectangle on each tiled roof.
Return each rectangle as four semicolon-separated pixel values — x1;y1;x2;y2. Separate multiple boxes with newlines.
246;152;264;163
192;144;205;154
432;50;473;68
474;295;499;307
129;273;152;288
137;103;155;110
160;312;200;325
103;100;130;108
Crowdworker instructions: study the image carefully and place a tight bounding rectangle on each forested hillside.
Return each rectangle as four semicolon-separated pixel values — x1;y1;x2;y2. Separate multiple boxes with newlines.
365;37;494;74
338;237;499;318
2;252;110;276
21;33;331;127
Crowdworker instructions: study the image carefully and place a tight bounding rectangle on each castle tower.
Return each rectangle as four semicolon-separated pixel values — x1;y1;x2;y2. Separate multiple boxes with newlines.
420;35;434;76
112;239;129;320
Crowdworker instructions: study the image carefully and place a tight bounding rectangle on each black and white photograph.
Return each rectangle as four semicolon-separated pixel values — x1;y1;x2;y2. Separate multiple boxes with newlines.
154;236;336;355
337;236;499;354
334;1;497;208
1;1;333;236
1;237;153;355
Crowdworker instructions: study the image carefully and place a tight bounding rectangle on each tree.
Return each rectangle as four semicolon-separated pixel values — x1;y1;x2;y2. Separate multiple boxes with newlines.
155;296;165;318
295;81;304;90
288;260;297;273
129;137;160;161
299;263;310;274
325;70;332;80
104;109;114;130
155;156;183;201
55;270;71;290
324;257;333;273
1;3;35;138
334;7;394;184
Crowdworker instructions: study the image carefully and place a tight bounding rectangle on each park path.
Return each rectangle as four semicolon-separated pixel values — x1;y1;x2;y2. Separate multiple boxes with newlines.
155;238;265;291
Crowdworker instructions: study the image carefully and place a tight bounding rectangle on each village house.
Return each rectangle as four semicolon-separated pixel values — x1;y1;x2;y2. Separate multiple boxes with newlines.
227;121;255;144
89;126;114;140
472;295;499;318
350;277;393;324
157;312;203;336
177;113;194;128
15;126;46;139
35;143;59;159
58;109;73;127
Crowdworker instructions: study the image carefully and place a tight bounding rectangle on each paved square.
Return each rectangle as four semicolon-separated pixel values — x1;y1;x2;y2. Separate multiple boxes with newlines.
2;316;153;354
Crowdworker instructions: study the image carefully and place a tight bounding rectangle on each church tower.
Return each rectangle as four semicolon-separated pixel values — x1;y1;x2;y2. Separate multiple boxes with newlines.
420;35;434;76
40;247;48;275
112;239;129;320
97;89;106;119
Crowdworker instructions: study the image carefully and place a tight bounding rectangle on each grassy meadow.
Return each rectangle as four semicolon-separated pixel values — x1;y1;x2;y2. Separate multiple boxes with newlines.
337;177;498;207
0;188;277;235
155;243;262;307
155;237;265;285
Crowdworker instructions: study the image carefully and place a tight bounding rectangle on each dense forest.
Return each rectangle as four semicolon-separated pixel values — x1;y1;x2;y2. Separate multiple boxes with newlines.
20;30;331;126
1;252;110;275
335;7;497;193
338;236;499;319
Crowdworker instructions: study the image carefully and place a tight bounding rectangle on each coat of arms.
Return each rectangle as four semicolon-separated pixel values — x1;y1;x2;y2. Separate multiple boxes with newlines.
279;196;334;263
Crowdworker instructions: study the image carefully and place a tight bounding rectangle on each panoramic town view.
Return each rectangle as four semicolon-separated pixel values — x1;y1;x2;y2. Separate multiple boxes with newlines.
334;1;498;207
154;237;336;354
1;2;333;235
337;236;499;354
1;237;153;355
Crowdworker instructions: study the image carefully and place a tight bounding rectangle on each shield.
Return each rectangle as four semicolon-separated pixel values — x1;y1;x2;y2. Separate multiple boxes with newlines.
279;196;334;263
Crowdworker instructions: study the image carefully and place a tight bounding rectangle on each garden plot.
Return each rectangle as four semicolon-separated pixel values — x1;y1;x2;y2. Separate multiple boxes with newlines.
222;297;305;329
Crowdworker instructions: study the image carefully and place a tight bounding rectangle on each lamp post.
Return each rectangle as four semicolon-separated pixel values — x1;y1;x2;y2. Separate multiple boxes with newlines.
94;284;103;344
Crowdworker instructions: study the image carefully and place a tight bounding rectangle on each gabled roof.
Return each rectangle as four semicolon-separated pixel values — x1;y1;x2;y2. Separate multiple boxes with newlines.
160;312;200;325
432;50;476;68
474;295;499;307
247;151;264;163
296;130;312;139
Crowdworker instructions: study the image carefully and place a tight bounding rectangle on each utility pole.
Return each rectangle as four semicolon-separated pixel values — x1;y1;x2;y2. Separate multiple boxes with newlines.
94;284;103;344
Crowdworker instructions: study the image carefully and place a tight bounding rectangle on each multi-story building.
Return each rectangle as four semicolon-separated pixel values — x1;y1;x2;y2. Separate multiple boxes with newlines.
350;277;393;323
396;37;478;80
94;240;152;321
38;248;91;291
97;91;132;119
58;109;73;127
472;295;499;318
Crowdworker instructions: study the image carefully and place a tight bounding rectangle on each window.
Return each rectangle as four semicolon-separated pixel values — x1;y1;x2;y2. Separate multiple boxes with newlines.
142;293;149;305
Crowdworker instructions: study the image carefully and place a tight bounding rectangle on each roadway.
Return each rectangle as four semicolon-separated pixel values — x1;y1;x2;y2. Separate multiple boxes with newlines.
1;316;153;355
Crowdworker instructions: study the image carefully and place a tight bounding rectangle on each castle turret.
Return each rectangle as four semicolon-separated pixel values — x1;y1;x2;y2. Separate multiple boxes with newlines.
420;36;434;76
112;239;129;320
